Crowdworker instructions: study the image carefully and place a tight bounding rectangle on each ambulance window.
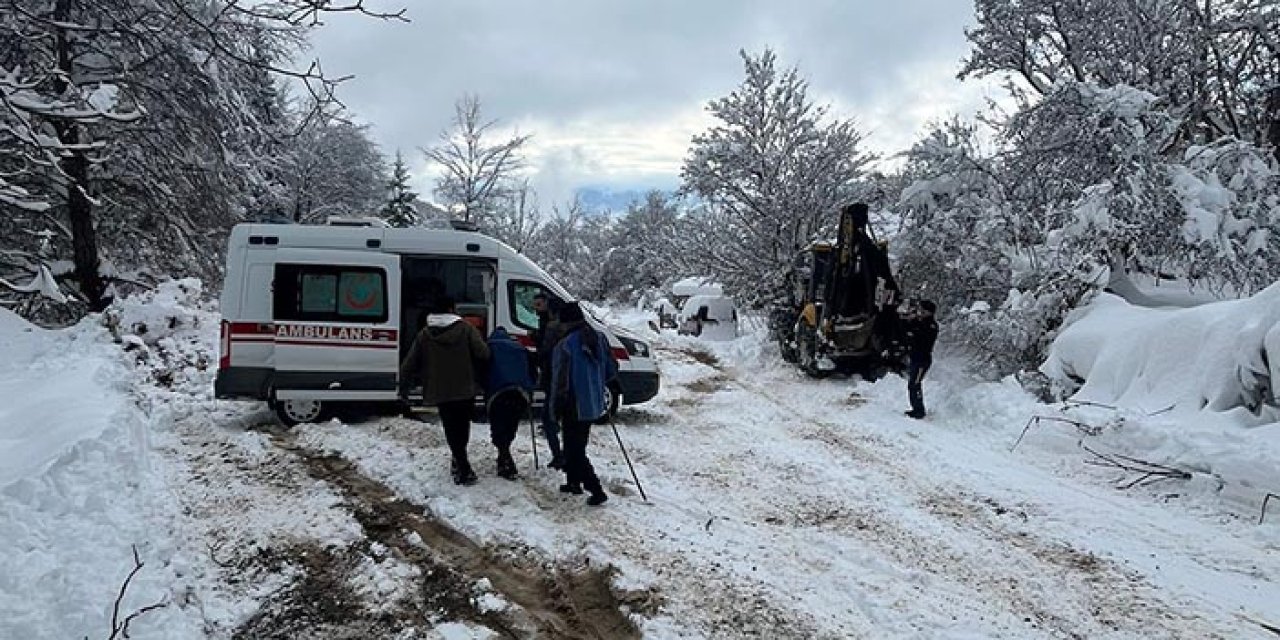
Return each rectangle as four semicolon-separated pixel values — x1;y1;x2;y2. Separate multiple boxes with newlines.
337;271;385;317
274;264;388;323
300;274;337;313
509;281;557;331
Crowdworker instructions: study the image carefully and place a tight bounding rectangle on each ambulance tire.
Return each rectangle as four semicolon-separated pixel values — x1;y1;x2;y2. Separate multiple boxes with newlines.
273;397;329;427
594;382;622;425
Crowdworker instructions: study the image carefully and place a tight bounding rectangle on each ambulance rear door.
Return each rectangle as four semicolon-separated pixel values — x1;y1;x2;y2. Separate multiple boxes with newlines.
270;249;401;401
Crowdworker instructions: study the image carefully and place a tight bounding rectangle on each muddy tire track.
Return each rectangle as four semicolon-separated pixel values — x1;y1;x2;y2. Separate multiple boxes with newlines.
378;389;827;639
232;542;420;640
269;432;642;640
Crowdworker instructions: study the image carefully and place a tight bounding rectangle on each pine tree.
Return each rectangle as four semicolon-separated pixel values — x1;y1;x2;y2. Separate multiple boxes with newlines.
381;151;419;228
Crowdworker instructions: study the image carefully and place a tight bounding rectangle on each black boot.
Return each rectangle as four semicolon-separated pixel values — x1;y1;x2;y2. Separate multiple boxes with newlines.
548;454;566;470
496;451;518;480
559;483;583;495
586;489;608;506
451;459;478;486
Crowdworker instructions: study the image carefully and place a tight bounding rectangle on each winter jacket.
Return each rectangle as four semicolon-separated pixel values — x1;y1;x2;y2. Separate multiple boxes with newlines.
399;313;490;405
549;322;618;422
485;327;535;403
904;316;938;361
534;313;564;390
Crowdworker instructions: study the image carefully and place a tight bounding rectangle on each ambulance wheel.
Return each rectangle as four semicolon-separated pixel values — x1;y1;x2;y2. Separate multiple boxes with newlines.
274;398;327;427
595;383;622;424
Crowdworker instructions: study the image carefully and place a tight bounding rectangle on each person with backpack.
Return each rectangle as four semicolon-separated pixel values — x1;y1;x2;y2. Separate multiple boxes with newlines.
901;299;939;419
399;296;490;485
548;301;617;506
485;326;535;480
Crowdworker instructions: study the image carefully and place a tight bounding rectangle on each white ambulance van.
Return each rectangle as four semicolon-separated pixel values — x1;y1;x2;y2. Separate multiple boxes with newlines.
214;219;659;425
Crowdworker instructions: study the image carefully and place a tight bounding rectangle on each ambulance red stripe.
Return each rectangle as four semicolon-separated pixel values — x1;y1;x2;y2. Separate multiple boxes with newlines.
274;339;399;349
229;321;275;335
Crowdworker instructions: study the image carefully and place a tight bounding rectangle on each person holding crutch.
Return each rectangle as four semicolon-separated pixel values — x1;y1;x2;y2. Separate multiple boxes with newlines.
548;302;617;506
484;326;535;479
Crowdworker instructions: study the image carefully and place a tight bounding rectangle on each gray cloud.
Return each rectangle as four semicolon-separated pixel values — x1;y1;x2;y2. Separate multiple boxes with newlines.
308;0;993;206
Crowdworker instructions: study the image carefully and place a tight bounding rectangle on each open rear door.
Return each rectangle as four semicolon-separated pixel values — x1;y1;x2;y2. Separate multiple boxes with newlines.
270;248;402;401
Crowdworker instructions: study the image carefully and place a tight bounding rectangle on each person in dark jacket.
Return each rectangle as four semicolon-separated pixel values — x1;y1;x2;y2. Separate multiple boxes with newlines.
400;297;490;485
901;299;938;419
485;326;535;480
531;294;566;469
549;302;618;506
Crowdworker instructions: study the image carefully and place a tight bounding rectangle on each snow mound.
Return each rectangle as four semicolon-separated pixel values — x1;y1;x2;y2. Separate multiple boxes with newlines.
1042;283;1280;422
101;278;220;400
0;284;209;638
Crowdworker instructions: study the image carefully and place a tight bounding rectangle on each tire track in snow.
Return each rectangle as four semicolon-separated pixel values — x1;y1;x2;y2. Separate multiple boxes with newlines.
668;346;1227;639
331;414;830;639
266;430;642;640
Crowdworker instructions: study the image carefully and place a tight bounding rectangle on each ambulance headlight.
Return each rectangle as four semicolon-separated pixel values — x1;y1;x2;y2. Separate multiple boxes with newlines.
618;335;649;358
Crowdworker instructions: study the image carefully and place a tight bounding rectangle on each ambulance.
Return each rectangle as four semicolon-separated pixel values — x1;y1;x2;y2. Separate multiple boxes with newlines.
214;219;660;425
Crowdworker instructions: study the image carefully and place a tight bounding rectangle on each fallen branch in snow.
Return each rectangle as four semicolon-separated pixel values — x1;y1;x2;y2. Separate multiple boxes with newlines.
1261;493;1279;525
1010;415;1103;451
98;545;167;640
1238;613;1280;637
1060;398;1117;411
1080;444;1192;489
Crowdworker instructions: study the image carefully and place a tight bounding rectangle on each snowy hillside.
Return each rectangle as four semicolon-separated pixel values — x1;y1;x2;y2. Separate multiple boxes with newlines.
1;283;1279;638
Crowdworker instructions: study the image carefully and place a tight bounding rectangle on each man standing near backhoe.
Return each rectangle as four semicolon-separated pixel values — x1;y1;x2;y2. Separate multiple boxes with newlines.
901;299;938;419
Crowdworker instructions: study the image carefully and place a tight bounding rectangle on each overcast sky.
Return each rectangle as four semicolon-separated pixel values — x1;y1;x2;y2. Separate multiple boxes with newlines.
310;0;1003;209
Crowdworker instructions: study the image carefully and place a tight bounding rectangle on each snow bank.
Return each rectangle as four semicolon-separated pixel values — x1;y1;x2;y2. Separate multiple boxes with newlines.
0;281;215;639
0;308;132;487
1041;285;1280;508
670;276;723;297
1043;284;1280;422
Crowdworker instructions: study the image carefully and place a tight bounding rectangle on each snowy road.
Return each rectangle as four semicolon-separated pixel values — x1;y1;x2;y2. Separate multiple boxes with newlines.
155;337;1279;638
3;292;1278;639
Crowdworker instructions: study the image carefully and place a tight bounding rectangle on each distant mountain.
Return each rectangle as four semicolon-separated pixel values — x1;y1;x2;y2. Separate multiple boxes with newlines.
411;198;449;221
575;186;669;215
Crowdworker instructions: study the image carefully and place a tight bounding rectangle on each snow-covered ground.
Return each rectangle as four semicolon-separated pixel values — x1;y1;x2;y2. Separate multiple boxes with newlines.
2;284;1278;638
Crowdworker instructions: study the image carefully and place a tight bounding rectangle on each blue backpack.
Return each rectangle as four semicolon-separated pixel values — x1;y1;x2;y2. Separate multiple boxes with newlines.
550;326;618;421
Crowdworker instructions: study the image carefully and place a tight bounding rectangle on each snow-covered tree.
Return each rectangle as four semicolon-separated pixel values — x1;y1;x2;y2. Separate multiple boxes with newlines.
424;95;530;226
380;150;419;228
486;178;541;252
283;112;387;223
892;81;1280;375
0;0;402;313
962;0;1280;150
524;199;615;299
680;49;873;306
599;191;682;300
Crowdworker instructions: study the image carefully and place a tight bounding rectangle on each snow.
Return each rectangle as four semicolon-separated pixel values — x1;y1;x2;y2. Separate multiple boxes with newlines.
2;283;1278;638
1044;285;1280;422
0;264;67;303
676;294;738;341
296;307;1280;638
670;276;723;297
0;305;206;639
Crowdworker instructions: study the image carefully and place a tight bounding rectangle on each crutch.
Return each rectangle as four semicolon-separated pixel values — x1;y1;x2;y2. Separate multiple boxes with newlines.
608;413;648;502
526;395;540;470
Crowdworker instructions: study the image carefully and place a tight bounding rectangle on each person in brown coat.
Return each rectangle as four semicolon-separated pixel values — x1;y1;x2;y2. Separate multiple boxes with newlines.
399;296;490;485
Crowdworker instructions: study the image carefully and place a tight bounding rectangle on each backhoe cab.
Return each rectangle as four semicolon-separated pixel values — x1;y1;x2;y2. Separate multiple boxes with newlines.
776;203;907;378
